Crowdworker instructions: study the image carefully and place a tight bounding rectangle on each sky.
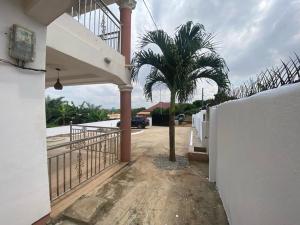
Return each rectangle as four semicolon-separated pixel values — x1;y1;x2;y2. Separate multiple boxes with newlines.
45;0;300;109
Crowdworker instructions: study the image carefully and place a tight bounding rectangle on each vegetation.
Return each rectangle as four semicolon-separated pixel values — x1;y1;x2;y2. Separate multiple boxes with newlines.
131;21;229;161
46;96;108;127
149;91;235;119
131;107;146;117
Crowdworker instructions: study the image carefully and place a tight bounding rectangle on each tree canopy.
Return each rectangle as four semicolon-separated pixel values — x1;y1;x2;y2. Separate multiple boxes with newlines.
45;96;108;127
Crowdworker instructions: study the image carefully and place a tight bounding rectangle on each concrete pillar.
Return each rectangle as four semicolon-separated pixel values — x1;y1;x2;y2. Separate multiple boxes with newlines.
119;0;136;64
119;84;133;162
118;0;136;162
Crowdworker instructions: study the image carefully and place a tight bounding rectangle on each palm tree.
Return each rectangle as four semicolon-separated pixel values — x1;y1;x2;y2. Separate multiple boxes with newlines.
131;21;230;162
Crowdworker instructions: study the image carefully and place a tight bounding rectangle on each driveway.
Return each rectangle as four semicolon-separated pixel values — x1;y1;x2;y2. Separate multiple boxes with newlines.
53;126;228;225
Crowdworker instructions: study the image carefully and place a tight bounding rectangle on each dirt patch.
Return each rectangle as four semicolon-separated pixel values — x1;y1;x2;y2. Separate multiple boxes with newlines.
52;126;228;225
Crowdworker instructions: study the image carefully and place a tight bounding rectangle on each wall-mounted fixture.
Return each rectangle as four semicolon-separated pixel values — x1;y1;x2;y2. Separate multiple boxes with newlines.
9;24;35;64
54;68;63;90
104;57;111;64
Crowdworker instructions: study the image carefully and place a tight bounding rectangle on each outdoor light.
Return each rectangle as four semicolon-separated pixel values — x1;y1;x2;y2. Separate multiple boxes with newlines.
54;68;63;90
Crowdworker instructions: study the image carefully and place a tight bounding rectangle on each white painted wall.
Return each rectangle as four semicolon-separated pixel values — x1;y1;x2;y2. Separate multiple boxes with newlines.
192;110;206;143
0;1;50;224
208;107;217;182
47;120;120;137
201;121;209;147
147;117;152;127
209;83;300;225
47;118;153;137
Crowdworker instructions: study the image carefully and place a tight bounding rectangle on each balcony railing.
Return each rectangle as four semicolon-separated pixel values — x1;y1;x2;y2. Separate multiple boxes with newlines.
47;124;120;202
70;0;121;52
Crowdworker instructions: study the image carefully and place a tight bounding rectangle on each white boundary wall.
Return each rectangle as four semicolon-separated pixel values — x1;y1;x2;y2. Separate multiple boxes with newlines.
208;106;218;182
192;110;206;142
209;83;300;225
47;120;120;137
0;1;50;224
47;118;152;137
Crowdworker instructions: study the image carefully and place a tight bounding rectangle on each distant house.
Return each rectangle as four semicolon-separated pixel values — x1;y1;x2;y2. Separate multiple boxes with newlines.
137;102;170;117
108;113;121;120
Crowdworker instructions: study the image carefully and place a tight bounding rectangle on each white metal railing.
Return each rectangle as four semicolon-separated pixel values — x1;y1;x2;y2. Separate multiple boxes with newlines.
70;0;121;52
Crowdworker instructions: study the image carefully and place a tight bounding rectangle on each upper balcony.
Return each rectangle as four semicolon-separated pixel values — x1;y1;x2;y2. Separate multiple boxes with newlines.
25;0;130;87
69;0;121;52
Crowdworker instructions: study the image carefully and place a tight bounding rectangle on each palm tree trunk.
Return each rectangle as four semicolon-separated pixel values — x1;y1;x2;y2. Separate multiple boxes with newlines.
169;91;176;162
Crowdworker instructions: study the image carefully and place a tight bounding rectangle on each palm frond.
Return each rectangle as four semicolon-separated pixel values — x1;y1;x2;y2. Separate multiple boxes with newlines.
144;67;168;101
132;21;230;102
193;53;228;71
139;30;174;50
190;69;230;90
176;79;197;102
175;21;215;61
131;49;166;82
139;30;179;70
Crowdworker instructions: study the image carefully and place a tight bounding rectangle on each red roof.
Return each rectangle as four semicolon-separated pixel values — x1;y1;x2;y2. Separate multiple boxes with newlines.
141;102;170;113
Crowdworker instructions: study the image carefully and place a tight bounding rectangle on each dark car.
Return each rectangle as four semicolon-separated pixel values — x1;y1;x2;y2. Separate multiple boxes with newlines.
117;117;149;129
175;114;185;122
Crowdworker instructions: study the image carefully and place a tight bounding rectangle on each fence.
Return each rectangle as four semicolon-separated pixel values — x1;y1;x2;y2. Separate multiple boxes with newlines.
208;83;300;225
230;54;300;98
47;125;120;202
192;110;206;142
70;123;119;142
70;0;121;52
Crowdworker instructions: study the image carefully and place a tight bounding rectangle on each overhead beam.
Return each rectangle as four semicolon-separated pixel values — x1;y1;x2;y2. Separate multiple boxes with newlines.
23;0;74;25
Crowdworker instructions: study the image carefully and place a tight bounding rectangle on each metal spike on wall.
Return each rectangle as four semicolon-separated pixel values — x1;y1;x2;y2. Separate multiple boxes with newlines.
230;54;300;99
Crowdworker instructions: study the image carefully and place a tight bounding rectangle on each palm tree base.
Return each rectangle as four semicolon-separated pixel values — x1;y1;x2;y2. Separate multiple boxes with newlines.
169;155;176;162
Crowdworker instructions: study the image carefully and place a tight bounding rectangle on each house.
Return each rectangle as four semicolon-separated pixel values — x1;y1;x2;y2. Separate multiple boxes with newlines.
0;0;136;224
137;102;170;117
108;113;121;120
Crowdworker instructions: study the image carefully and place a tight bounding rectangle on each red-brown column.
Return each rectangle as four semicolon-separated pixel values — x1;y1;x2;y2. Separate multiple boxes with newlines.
119;0;136;63
119;0;136;162
119;85;132;162
120;6;132;64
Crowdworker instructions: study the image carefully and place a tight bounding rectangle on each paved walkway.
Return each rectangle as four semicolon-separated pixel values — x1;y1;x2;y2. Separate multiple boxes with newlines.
53;126;228;225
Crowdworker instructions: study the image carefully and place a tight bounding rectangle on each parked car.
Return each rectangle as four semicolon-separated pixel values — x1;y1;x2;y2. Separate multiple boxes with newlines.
117;117;149;129
175;114;185;122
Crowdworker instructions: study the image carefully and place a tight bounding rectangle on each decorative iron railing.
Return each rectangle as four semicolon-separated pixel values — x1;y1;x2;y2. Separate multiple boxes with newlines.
47;125;120;202
70;123;119;142
230;54;300;99
70;0;121;52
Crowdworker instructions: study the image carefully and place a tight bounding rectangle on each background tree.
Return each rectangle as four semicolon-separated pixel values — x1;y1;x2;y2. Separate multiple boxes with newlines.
45;97;108;127
131;107;146;117
131;21;230;161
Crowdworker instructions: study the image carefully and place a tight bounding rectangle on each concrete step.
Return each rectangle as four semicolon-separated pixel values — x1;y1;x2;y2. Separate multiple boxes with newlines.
194;146;206;152
61;196;108;224
188;152;209;163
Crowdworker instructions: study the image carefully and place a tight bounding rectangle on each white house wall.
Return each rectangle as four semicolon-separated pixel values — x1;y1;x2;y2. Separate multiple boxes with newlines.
0;1;50;224
209;83;300;225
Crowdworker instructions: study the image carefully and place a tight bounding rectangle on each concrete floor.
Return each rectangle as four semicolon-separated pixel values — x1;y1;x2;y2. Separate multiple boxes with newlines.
52;126;228;225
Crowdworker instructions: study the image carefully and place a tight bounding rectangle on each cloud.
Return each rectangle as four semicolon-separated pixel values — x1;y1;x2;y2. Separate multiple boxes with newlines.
46;0;300;108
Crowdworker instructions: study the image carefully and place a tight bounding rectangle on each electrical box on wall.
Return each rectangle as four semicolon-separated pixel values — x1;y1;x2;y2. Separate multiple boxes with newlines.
9;24;35;63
